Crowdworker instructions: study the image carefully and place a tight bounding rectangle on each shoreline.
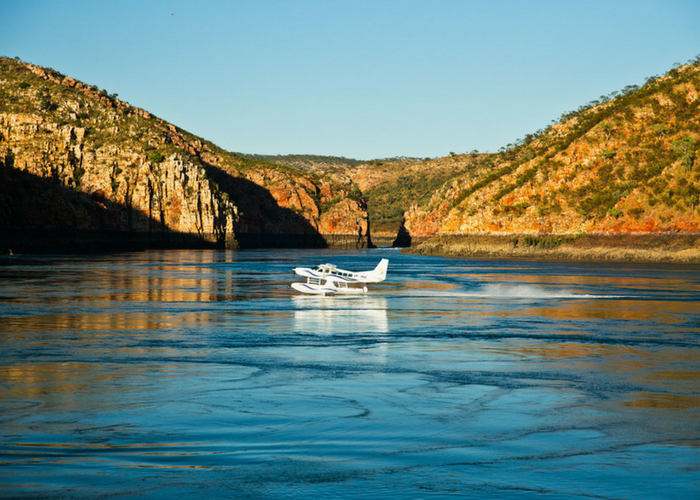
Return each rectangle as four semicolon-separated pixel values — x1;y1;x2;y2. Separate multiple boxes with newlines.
0;228;375;255
4;228;700;263
404;233;700;264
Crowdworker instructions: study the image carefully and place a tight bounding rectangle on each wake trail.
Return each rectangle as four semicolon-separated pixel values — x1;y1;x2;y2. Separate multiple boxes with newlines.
390;283;623;300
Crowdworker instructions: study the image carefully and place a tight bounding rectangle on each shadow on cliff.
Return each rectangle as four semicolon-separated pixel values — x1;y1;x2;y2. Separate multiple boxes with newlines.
0;163;327;254
0;166;209;254
201;165;327;249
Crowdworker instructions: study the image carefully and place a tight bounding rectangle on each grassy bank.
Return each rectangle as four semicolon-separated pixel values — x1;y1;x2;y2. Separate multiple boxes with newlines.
405;233;700;263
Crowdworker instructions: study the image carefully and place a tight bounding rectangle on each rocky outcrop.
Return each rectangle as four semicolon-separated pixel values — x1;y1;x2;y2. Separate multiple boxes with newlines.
0;57;370;252
0;113;236;247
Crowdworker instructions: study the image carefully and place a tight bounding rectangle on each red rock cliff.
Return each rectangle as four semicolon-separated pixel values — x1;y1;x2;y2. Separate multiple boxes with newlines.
0;58;369;250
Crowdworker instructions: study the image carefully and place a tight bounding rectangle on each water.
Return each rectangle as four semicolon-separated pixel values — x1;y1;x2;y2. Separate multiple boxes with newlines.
1;249;699;499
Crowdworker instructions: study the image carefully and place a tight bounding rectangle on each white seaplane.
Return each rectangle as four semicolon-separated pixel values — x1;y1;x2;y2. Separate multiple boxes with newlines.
290;259;389;295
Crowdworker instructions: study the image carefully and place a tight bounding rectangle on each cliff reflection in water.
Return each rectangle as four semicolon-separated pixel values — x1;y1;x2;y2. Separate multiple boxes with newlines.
0;250;268;336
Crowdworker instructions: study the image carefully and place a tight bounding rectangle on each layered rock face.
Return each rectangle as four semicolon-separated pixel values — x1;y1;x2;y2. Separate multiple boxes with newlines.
0;58;370;251
0;113;236;246
402;62;700;241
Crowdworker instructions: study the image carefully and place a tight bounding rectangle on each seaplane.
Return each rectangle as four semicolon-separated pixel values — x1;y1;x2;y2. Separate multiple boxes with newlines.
289;259;389;295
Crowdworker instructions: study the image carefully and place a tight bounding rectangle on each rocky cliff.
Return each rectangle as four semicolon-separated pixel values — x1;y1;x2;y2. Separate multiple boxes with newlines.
402;59;700;252
0;57;369;252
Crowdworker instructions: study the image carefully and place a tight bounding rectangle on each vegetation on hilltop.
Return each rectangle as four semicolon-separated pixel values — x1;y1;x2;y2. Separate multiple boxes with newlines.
240;153;366;170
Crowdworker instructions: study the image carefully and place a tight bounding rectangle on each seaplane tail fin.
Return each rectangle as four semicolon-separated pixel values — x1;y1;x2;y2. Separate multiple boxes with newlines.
367;258;389;282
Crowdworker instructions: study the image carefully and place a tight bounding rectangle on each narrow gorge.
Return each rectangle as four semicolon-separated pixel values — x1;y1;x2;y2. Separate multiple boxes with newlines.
2;56;700;261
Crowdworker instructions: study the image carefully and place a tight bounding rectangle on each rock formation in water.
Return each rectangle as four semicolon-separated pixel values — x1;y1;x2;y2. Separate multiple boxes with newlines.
0;57;369;252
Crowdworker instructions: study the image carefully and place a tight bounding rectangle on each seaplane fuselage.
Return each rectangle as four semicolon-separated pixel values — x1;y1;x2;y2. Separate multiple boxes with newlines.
293;258;388;284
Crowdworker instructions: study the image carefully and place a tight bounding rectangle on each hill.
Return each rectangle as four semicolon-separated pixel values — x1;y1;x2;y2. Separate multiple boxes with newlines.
0;57;370;252
402;57;700;261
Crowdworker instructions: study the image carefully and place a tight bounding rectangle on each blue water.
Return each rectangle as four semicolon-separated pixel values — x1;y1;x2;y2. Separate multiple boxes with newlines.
1;249;699;499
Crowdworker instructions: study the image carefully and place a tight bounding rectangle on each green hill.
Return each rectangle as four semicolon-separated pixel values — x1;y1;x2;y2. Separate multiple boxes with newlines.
404;58;700;235
401;56;700;260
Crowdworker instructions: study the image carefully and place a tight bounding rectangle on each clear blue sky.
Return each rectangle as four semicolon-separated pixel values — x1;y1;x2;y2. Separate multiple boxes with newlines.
2;0;699;160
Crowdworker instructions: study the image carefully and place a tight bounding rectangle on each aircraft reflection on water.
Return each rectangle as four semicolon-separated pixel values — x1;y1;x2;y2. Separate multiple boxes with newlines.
290;259;388;295
292;296;388;334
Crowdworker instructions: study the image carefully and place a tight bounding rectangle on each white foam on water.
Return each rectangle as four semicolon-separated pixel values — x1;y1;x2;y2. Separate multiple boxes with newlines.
394;284;616;300
480;283;602;299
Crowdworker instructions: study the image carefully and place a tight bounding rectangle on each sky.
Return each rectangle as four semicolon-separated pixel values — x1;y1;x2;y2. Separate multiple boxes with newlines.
2;0;700;160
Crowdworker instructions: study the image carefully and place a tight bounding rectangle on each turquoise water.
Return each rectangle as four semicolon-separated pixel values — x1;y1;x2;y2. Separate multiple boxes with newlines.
1;249;699;499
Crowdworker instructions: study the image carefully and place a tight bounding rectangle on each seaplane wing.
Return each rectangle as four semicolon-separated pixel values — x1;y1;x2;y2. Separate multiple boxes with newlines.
293;258;389;283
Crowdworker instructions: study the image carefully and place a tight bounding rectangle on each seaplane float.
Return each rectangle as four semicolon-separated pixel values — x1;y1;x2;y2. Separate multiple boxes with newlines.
289;259;389;295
